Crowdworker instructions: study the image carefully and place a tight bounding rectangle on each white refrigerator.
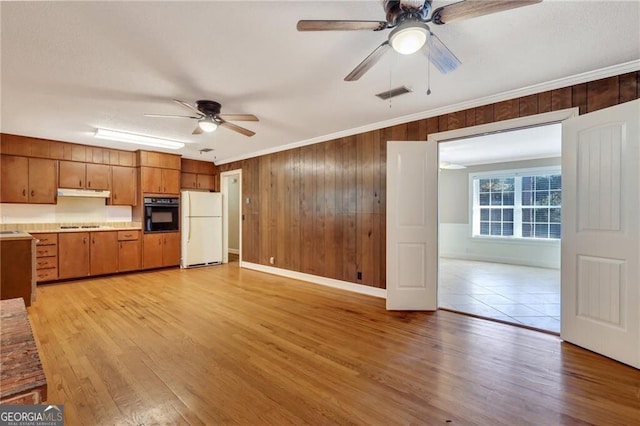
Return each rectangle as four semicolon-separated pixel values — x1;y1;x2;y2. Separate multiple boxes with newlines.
181;191;222;268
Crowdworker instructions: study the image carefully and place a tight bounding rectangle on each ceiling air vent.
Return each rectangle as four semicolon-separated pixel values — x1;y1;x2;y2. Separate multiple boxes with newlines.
375;86;411;101
199;148;214;153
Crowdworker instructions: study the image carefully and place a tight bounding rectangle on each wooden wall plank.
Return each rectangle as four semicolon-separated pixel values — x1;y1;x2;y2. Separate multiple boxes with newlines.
572;83;587;115
551;87;572;111
391;124;408;141
446;111;465;130
259;156;272;266
438;115;449;132
618;72;639;103
313;143;326;276
426;116;440;135
299;145;315;275
464;108;477;128
273;151;287;269
519;94;539;117
494;99;519;121
587;76;619;113
342;136;358;282
407;120;428;141
288;149;301;272
323;139;339;280
538;91;552;113
475;104;494;125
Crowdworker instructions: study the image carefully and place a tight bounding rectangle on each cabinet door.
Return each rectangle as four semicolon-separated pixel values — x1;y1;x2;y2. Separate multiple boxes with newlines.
181;172;198;189
111;166;137;206
196;174;214;190
118;240;141;272
141;167;163;193
0;155;29;203
162;232;181;266
58;232;90;279
162;169;181;194
28;158;57;204
143;233;164;269
90;231;118;275
59;161;86;189
85;163;110;190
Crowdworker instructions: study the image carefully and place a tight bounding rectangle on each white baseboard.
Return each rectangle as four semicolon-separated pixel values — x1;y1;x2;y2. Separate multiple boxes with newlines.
228;248;239;255
240;262;387;299
439;253;560;270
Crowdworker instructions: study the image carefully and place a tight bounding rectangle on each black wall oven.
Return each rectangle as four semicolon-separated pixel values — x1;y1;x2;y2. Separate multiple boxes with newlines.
144;197;179;233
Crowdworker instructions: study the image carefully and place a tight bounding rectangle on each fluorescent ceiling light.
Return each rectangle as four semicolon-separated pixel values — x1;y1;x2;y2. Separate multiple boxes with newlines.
389;22;428;55
94;128;184;150
198;116;218;133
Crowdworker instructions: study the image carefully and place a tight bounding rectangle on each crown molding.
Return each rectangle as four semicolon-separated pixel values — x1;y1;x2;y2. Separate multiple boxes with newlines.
216;60;640;165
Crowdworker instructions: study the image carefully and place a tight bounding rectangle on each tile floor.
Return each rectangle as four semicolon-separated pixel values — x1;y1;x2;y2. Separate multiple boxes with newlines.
439;258;561;333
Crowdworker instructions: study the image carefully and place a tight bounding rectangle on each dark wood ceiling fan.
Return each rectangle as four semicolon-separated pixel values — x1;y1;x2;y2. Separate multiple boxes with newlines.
297;0;542;81
145;99;258;137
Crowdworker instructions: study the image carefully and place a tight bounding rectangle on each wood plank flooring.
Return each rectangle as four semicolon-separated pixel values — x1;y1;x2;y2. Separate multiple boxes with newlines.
25;265;640;425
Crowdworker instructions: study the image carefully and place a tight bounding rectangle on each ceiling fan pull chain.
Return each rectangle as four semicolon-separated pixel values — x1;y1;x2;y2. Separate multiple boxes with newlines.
426;43;432;96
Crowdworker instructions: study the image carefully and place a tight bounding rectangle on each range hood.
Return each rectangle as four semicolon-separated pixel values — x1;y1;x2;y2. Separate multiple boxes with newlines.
57;188;111;198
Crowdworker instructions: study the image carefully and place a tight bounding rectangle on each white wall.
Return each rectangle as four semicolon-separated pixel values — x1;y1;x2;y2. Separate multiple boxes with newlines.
439;157;561;269
0;198;132;224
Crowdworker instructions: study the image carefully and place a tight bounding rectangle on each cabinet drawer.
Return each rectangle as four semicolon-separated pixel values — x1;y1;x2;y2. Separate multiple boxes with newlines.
117;230;140;241
33;233;58;246
36;267;58;282
36;246;58;257
35;257;57;270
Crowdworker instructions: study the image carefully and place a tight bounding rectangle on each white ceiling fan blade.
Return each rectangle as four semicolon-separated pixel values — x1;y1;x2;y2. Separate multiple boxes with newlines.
144;113;200;119
173;99;204;117
431;0;542;25
425;32;461;74
345;41;391;82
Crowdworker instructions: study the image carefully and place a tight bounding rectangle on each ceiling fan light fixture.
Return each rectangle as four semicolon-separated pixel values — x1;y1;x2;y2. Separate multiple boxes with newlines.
198;116;218;133
389;21;428;55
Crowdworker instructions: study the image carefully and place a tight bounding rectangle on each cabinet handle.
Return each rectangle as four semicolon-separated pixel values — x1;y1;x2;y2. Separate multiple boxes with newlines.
124;234;132;238
31;190;35;197
114;193;117;200
88;181;91;188
158;238;162;246
83;237;87;244
22;189;26;196
92;237;96;244
79;180;82;187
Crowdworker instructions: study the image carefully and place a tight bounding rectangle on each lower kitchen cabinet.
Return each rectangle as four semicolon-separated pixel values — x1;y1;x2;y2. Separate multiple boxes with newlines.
118;230;141;272
58;232;90;279
143;232;180;269
90;231;118;275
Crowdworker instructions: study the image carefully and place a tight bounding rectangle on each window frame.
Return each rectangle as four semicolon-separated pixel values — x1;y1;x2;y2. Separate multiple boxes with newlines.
469;166;562;241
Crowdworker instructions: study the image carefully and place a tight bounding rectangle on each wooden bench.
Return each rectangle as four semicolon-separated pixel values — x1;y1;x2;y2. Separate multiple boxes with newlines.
0;298;47;404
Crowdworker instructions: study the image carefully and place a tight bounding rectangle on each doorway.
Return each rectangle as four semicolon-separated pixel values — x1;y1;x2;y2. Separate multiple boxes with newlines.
220;169;242;264
438;124;562;333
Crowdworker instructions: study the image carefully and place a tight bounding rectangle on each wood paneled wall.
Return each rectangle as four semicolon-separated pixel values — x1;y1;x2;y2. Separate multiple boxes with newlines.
217;72;640;289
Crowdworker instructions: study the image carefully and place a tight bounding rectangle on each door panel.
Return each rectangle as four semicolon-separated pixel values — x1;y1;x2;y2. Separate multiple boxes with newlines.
561;99;639;368
386;141;438;310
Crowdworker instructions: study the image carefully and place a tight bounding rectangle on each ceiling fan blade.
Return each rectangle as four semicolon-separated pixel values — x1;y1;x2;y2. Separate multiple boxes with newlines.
144;113;200;119
173;99;204;117
217;114;259;122
297;20;388;31
345;41;391;82
425;32;461;74
192;126;203;135
220;120;255;137
432;0;542;25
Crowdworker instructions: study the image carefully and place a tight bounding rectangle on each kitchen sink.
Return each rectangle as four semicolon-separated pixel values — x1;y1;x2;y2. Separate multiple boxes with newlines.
0;230;21;235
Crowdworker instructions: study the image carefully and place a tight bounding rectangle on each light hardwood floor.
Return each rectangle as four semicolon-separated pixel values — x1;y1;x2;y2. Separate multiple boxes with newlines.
27;265;639;425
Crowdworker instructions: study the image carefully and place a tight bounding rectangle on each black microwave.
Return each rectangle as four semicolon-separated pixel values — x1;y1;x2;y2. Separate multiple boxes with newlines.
144;197;179;233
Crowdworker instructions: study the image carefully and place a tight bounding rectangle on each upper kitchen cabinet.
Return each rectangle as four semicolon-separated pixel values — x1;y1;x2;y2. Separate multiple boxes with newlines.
110;166;137;206
59;161;110;190
181;158;216;190
0;155;57;204
138;150;181;195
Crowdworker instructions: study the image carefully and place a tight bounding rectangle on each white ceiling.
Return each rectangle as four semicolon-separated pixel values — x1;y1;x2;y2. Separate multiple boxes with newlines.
2;1;639;164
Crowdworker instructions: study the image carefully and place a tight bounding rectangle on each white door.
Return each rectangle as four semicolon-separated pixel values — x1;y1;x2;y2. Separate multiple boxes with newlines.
561;99;640;368
386;141;439;310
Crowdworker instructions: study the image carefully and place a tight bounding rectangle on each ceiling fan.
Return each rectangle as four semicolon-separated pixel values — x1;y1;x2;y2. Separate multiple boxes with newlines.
145;99;258;137
297;0;541;81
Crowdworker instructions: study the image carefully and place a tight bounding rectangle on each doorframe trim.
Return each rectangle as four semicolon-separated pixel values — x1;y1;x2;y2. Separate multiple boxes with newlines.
427;108;580;144
220;169;242;264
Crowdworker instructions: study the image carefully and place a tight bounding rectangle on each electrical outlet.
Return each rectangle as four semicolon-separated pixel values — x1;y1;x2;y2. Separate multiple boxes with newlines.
357;271;362;280
269;256;275;265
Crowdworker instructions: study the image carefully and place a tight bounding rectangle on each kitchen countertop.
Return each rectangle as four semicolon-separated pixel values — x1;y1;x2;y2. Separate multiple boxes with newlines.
0;230;35;241
0;222;143;234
